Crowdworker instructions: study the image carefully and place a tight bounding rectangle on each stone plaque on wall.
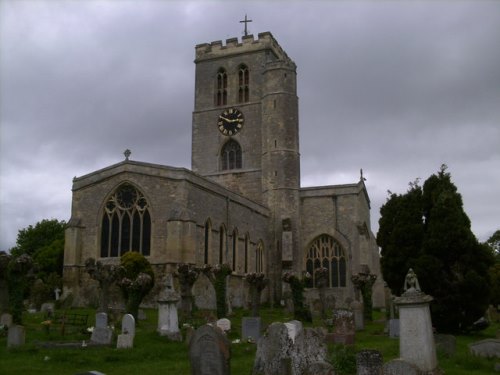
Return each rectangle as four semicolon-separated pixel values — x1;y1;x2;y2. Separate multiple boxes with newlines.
282;231;293;262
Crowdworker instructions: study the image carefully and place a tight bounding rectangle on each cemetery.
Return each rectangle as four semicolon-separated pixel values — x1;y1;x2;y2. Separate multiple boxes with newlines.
1;268;499;374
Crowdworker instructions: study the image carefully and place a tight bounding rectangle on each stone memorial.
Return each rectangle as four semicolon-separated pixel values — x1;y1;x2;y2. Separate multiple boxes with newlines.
242;317;261;341
284;319;303;343
253;322;333;375
41;302;55;314
90;312;113;345
189;324;231;375
389;319;399;338
54;287;61;301
121;314;135;336
1;312;13;327
7;325;25;348
158;274;181;341
394;269;437;373
216;318;231;332
382;359;421;375
468;339;500;358
116;333;134;349
331;308;355;345
351;300;364;331
138;309;147;321
356;349;383;375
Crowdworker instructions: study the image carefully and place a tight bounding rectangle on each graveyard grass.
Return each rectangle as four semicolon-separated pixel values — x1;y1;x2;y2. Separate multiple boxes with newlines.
0;307;498;375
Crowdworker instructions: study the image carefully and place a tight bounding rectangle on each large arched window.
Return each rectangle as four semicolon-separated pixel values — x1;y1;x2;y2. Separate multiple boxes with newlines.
238;65;249;103
305;234;346;287
221;140;242;170
255;241;264;273
100;183;151;257
219;225;226;264
216;68;227;106
204;219;211;264
244;234;249;274
232;228;238;271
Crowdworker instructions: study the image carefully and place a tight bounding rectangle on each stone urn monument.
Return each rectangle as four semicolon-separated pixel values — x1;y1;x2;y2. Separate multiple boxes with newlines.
394;268;438;373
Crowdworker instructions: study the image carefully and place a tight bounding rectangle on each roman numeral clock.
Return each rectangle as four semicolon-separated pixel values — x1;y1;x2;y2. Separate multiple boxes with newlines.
217;108;244;136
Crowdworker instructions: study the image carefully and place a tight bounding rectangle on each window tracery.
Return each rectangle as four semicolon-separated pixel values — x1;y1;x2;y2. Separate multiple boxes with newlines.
221;140;242;170
305;234;346;287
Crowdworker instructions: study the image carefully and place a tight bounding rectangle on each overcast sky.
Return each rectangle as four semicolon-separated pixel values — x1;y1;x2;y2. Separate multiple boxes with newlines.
1;0;499;251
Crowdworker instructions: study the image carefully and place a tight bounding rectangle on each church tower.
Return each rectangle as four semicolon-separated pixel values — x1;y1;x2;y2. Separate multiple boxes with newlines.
192;32;300;298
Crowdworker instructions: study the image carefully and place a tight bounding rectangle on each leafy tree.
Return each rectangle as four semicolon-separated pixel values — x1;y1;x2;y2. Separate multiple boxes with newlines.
486;230;500;307
377;165;495;332
117;251;155;320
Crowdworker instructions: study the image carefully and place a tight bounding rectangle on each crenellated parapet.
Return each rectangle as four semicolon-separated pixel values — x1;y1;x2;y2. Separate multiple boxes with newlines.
195;31;293;64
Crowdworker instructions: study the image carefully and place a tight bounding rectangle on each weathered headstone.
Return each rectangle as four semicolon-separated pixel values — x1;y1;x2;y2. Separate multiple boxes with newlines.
242;317;261;341
356;349;383;375
434;334;456;357
54;287;61;301
7;325;25;347
95;312;108;328
1;312;13;327
138;309;147;321
189;324;231;375
116;333;134;349
253;322;333;375
393;269;437;373
91;312;113;345
121;314;135;336
216;318;231;332
331;308;355;345
351;300;364;331
389;319;399;338
41;302;55;314
158;274;181;341
382;359;421;375
469;339;500;358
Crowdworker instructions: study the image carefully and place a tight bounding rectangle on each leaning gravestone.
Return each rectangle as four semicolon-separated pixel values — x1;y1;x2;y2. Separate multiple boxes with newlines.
331;308;355;345
469;339;500;358
242;317;261;341
382;359;421;375
7;325;25;348
1;312;13;327
356;349;383;375
90;313;113;345
253;322;333;375
189;324;231;375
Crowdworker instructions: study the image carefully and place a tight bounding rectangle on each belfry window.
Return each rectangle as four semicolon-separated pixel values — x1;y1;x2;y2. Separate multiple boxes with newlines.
238;65;249;103
305;234;346;287
216;68;228;106
221;140;242;170
100;183;151;257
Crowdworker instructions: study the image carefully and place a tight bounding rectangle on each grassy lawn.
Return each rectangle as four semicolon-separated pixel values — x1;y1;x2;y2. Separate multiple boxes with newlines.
0;307;498;374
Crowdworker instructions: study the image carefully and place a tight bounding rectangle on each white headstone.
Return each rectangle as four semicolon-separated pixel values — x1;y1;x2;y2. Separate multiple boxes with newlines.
116;333;134;349
41;302;55;314
121;314;135;336
54;287;61;301
216;318;231;332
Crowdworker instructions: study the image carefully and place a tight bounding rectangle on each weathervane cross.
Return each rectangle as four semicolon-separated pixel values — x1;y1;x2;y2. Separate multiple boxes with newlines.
239;14;252;36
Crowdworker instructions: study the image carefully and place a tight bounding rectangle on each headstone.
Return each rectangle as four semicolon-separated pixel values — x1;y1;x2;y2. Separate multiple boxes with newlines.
242;317;261;341
189;324;231;375
95;312;108;328
351;300;364;331
90;327;113;345
138;309;147;321
356;349;383;375
382;359;421;375
389;319;400;338
253;322;332;375
7;325;26;347
216;318;231;332
331;308;355;345
1;312;13;327
54;287;61;301
434;334;456;357
121;314;135;336
41;302;55;314
469;339;500;358
116;333;134;349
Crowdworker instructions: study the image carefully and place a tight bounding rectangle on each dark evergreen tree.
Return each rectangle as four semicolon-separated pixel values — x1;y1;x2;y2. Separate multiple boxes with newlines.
377;165;494;332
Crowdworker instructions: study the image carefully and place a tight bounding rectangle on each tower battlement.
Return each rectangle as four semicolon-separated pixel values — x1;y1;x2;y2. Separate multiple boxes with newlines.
195;31;292;63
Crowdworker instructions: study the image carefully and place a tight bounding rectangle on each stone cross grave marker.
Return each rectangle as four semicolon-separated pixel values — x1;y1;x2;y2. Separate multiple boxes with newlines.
189;324;231;375
242;316;261;341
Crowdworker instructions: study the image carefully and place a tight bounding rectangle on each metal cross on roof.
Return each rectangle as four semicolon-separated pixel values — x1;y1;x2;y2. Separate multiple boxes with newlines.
124;149;131;160
239;14;252;36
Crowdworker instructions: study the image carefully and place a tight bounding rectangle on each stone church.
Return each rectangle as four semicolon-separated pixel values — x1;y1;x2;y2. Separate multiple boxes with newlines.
63;31;385;311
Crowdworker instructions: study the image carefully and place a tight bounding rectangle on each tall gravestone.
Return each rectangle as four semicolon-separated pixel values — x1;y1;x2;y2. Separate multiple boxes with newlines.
157;274;181;341
189;324;231;375
331;308;355;345
242;317;261;341
90;312;113;345
394;269;437;373
117;313;135;349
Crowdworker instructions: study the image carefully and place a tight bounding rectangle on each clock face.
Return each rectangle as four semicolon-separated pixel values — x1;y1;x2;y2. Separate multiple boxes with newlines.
217;108;244;136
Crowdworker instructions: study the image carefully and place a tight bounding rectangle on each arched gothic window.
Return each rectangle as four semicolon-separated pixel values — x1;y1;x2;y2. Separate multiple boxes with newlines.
238;65;249;103
100;183;151;257
232;228;238;271
216;68;227;106
204;219;211;264
256;241;264;273
219;225;226;264
244;234;249;273
221;140;242;170
305;234;346;287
